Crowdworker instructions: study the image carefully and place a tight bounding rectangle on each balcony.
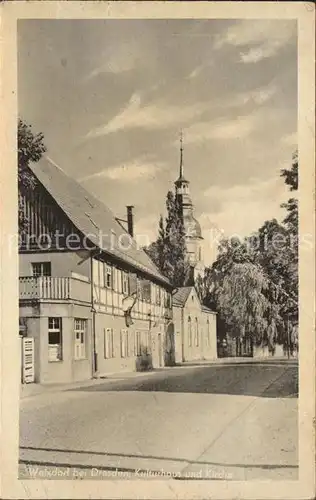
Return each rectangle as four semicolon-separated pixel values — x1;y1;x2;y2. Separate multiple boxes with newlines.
19;276;91;303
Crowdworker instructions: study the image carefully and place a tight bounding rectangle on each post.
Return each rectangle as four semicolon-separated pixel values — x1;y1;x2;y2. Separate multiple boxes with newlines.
126;206;134;237
90;255;98;376
287;315;290;359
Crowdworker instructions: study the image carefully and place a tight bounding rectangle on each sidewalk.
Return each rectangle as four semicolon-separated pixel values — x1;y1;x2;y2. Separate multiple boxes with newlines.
20;355;296;401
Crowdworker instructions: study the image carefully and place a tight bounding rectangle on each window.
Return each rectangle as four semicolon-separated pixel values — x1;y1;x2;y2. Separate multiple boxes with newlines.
120;329;128;357
206;320;210;347
104;328;114;358
198;247;202;261
137;278;143;300
135;330;141;356
32;262;51;277
164;292;172;308
117;270;122;293
48;317;62;361
74;319;87;360
99;261;105;288
195;318;199;347
129;330;135;357
112;268;117;291
188;317;192;347
122;272;129;295
105;265;112;288
156;286;161;306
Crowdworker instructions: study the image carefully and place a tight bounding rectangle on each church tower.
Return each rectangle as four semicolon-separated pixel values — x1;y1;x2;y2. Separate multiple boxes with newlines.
174;132;205;283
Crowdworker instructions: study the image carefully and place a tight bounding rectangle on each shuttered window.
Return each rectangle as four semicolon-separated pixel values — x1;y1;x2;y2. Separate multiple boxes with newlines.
104;328;114;358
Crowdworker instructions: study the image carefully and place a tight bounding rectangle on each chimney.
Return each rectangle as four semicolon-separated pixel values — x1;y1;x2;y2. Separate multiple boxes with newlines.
126;206;134;237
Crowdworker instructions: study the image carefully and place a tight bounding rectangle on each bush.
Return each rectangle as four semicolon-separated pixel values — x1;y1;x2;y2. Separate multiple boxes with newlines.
136;345;153;372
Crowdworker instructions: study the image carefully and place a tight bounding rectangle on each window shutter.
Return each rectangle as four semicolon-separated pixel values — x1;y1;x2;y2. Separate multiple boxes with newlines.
142;280;151;302
129;273;137;295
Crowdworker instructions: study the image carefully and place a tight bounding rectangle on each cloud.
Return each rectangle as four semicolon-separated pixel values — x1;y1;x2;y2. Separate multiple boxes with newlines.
214;20;296;63
84;42;139;82
201;175;289;240
134;214;158;247
184;115;255;144
188;65;204;79
233;84;277;106
79;158;163;183
85;93;206;139
187;60;214;80
281;131;297;147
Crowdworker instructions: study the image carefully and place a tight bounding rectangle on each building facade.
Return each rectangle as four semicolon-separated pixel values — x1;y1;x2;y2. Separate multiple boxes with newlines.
19;157;173;384
173;287;217;363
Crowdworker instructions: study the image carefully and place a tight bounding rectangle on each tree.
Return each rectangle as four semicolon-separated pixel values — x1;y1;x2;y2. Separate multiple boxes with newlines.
146;215;168;275
281;150;298;191
145;191;190;287
215;262;269;346
18;118;46;232
205;151;299;354
280;150;298;323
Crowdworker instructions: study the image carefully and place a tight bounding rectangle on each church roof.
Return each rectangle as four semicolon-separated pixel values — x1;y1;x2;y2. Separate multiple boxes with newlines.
172;286;217;313
175;174;189;185
172;286;193;306
183;215;203;239
29;156;171;287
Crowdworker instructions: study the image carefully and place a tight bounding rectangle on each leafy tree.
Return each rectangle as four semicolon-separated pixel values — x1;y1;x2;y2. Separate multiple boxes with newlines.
145;191;190;287
205;150;299;353
280;150;298;323
195;272;208;302
215;262;269;346
281;150;298;191
18;118;46;232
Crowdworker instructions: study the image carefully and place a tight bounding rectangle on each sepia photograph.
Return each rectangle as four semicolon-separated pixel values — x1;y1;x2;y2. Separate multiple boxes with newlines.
0;2;315;499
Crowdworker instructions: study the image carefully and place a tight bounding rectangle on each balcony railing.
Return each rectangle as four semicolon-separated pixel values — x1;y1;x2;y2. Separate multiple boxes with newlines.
19;276;91;303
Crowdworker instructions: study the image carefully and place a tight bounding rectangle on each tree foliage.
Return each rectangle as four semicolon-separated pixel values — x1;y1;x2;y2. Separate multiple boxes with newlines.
203;151;299;351
18;118;46;232
145;191;190;287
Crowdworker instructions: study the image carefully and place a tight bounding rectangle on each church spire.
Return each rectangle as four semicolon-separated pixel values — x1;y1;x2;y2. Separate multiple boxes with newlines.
179;130;184;179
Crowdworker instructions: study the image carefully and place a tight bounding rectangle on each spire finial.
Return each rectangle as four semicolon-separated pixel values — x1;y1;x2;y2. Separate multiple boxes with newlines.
179;130;184;178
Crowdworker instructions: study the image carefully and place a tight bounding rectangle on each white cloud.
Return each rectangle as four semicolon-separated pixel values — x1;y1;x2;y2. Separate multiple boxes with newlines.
201;175;289;241
85;93;206;139
84;42;139;81
234;84;277;106
80;158;162;183
214;20;296;63
185;115;255;144
134;214;158;248
281;131;297;147
188;65;204;79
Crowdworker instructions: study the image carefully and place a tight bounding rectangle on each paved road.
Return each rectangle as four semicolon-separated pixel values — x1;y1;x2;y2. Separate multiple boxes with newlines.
19;359;298;481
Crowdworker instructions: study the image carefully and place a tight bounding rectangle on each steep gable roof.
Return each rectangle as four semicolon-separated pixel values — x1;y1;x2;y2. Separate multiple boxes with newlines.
172;286;194;307
173;286;217;314
29;157;170;286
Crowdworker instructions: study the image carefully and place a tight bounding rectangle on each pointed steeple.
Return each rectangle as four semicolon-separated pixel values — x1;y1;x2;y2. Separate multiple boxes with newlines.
179;130;184;179
175;130;188;184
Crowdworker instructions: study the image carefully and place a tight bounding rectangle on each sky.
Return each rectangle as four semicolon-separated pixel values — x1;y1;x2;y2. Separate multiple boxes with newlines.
18;19;297;265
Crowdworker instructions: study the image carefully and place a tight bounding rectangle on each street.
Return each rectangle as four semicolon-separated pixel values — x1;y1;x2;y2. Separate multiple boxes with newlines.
19;358;298;481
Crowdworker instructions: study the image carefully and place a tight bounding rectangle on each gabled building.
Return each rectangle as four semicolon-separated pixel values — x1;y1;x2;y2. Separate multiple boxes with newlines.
173;287;217;363
19;157;174;384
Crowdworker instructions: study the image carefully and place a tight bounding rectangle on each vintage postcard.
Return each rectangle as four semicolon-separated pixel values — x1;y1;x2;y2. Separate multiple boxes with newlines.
0;1;315;499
